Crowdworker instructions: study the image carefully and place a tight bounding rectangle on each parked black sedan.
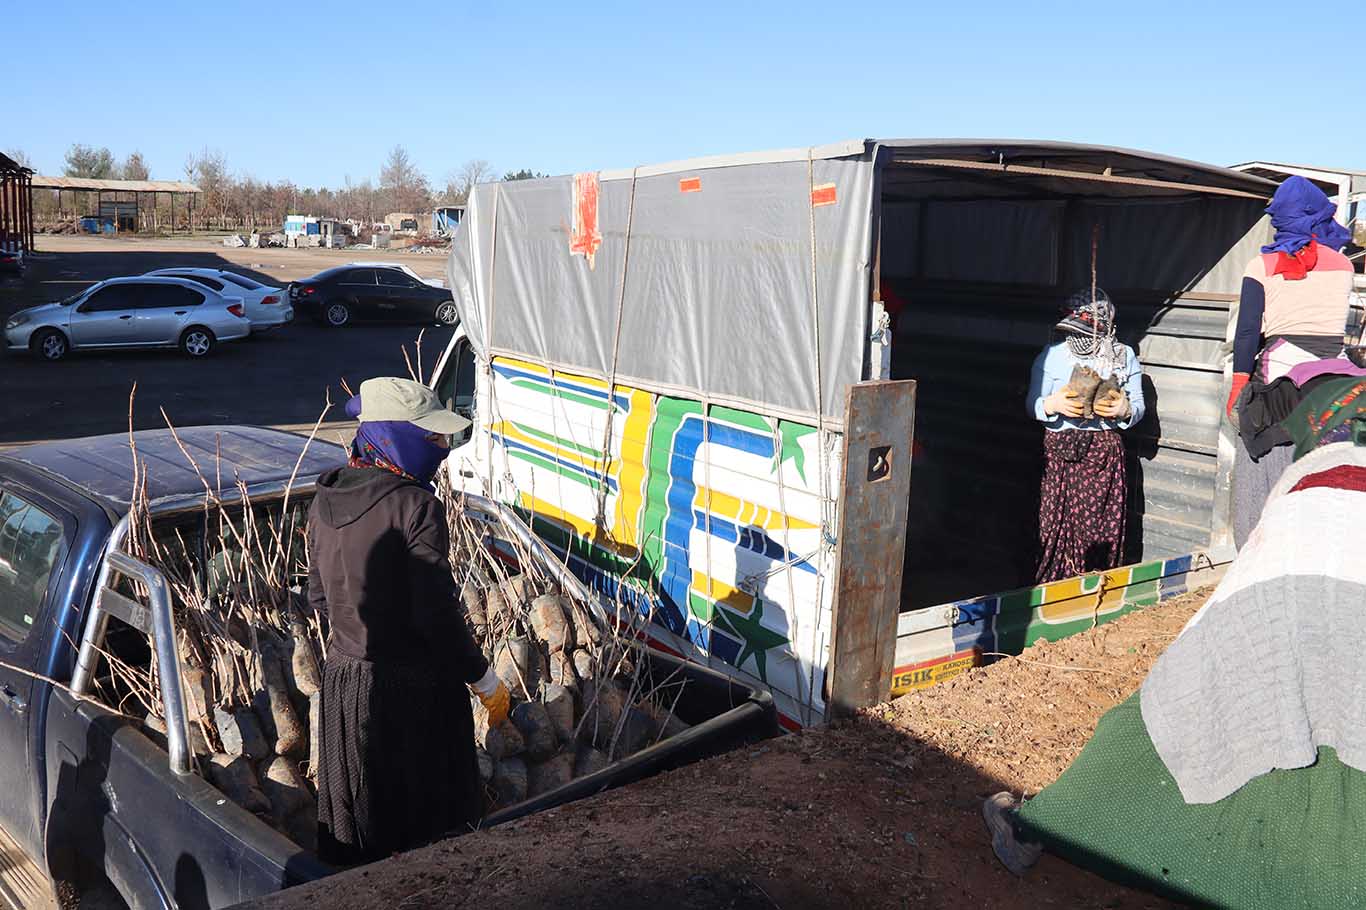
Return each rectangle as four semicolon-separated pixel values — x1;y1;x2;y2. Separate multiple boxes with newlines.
288;262;459;327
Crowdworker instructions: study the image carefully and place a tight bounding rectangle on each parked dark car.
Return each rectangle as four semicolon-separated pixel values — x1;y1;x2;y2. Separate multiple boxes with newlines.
0;248;23;275
287;263;459;327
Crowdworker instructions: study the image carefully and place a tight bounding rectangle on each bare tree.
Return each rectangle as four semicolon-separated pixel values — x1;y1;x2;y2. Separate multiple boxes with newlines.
186;148;230;228
4;148;33;168
121;152;150;181
63;144;116;178
379;145;431;214
447;159;492;204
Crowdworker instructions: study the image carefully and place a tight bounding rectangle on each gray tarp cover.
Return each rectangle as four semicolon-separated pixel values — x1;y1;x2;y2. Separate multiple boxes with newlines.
447;150;876;423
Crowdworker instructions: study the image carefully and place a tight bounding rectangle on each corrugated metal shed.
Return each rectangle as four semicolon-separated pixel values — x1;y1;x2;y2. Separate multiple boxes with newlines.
30;175;201;193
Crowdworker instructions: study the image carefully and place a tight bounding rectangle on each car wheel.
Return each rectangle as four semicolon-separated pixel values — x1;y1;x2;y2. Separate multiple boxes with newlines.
435;301;460;326
325;302;351;327
31;329;69;362
180;327;216;357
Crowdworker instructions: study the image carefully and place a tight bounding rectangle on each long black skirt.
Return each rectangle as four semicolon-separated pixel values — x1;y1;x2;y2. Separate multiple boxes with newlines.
316;651;481;866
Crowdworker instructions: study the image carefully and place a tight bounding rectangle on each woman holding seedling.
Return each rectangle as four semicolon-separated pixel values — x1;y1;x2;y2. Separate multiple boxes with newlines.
1027;288;1146;583
307;377;510;865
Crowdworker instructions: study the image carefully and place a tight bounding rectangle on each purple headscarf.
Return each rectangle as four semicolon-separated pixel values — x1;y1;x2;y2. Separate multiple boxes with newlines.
344;394;447;484
1261;176;1352;255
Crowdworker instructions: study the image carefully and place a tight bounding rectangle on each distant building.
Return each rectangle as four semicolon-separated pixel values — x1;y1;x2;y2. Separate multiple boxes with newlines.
384;212;423;235
433;205;465;237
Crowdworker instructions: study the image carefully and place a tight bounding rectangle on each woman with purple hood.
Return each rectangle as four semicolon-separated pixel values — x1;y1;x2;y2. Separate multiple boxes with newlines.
307;377;510;865
1227;176;1355;547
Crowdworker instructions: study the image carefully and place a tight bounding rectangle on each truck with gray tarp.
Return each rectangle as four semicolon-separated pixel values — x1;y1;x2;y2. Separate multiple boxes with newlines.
430;138;1288;727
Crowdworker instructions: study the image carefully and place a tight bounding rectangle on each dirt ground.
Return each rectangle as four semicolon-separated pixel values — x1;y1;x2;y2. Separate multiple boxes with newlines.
241;590;1209;910
0;235;452;447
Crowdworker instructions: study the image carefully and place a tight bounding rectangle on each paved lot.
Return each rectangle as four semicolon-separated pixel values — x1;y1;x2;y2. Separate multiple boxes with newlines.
0;236;455;447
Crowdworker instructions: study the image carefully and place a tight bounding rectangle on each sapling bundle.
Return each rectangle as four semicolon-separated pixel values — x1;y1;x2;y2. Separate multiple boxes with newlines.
92;416;328;850
437;478;692;810
92;399;691;847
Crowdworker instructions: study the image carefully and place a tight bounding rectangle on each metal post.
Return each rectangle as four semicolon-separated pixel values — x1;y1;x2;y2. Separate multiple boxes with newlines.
1;175;10;252
23;174;33;253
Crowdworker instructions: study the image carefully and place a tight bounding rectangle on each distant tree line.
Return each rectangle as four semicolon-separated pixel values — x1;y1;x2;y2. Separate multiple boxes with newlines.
5;143;549;234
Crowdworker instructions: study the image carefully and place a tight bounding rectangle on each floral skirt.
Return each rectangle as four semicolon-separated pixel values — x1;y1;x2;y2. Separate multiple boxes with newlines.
1036;430;1127;584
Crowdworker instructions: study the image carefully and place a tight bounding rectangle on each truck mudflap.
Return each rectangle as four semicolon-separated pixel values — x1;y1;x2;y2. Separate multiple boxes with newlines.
483;644;778;827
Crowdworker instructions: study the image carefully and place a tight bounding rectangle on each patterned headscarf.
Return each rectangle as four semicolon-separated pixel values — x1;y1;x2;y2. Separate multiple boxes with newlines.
1057;287;1127;381
344;394;448;484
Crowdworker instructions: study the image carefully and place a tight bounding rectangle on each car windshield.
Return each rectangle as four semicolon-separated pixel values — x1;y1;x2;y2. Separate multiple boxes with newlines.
220;272;265;290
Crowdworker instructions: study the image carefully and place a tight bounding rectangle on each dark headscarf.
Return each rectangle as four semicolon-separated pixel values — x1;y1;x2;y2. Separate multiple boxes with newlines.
344;394;448;484
1261;176;1352;256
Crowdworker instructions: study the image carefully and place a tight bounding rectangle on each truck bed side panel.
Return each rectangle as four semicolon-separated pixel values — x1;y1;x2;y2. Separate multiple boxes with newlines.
43;692;330;909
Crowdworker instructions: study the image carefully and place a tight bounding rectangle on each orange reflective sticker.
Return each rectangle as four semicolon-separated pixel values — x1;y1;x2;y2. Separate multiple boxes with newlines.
679;176;702;193
569;172;602;268
811;183;837;207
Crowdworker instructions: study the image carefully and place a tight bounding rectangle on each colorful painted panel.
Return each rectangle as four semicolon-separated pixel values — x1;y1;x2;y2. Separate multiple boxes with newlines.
485;356;836;722
890;554;1210;697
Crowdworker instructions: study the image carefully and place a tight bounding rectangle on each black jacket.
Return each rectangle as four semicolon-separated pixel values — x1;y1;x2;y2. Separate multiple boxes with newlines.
307;466;487;683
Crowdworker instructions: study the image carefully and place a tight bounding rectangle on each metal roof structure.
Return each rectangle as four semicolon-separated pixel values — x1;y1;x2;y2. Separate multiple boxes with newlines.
595;138;1279;198
30;175;201;194
1231;161;1366;201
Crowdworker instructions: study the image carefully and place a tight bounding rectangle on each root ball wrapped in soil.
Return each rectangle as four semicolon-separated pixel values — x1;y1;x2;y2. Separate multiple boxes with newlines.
572;745;610;779
260;756;314;822
207;754;271;816
528;751;575;797
493;636;545;699
542;684;575;744
511;701;557;761
253;650;307;758
529;595;575;653
213;706;270;761
493;756;528;806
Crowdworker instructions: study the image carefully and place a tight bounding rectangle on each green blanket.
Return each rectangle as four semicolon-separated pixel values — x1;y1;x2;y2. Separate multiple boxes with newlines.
1016;694;1366;909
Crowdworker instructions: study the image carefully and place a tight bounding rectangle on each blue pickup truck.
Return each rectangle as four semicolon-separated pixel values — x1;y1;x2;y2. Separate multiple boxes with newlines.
0;424;779;910
0;426;341;910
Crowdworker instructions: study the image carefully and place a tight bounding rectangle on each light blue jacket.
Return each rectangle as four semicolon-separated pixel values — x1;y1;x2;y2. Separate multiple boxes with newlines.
1027;341;1146;432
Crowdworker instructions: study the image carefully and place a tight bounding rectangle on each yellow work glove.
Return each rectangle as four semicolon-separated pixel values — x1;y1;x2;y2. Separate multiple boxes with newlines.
470;667;510;726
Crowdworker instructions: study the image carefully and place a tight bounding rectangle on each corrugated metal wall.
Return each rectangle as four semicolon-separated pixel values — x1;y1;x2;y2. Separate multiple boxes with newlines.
884;195;1268;610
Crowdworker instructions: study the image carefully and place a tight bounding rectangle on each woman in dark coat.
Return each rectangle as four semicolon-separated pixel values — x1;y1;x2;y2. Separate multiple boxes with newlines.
308;377;509;866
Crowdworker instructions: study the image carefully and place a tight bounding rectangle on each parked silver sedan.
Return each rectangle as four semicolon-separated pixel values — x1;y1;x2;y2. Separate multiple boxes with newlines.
4;276;251;361
144;267;293;333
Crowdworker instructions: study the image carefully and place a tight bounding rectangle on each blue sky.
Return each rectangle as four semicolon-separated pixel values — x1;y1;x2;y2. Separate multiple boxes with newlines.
8;1;1363;187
